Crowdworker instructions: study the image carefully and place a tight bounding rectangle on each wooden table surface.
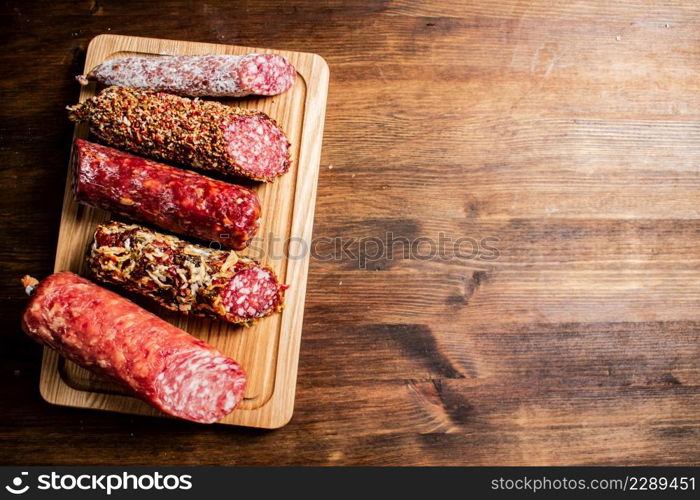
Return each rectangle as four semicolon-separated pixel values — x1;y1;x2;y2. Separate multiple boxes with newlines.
1;0;698;466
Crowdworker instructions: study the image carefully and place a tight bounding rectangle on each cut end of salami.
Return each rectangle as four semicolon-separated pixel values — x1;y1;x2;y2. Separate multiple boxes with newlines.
223;113;291;179
237;54;296;96
220;266;283;320
155;349;246;424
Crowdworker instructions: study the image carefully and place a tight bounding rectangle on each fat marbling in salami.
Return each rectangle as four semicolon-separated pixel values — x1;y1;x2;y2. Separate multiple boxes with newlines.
73;139;260;250
67;86;290;182
20;272;247;423
77;53;296;97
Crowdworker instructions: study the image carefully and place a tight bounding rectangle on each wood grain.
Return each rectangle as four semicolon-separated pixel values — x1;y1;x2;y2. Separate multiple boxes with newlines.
38;34;329;429
0;0;698;465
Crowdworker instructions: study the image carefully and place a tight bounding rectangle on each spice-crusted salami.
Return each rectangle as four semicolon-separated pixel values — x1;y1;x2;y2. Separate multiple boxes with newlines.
73;139;260;250
87;221;286;325
21;272;246;423
77;54;297;97
67;86;291;182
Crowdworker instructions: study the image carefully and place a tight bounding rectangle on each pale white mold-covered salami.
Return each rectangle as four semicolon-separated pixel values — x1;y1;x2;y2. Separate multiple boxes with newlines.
77;53;297;97
21;272;247;424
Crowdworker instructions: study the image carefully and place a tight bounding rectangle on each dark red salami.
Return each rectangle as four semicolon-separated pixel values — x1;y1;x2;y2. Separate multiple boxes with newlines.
73;139;261;250
21;272;246;423
67;86;291;182
77;54;296;97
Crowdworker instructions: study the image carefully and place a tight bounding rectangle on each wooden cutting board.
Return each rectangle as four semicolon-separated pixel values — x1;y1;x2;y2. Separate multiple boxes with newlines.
38;34;329;428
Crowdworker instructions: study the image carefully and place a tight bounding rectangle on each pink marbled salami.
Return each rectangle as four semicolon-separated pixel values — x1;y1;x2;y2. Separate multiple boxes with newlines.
77;54;296;97
21;272;247;423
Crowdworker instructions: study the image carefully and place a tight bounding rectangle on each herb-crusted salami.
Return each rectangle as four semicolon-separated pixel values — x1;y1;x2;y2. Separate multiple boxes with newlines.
76;53;297;97
67;86;291;182
21;272;247;424
87;221;286;325
73;139;260;250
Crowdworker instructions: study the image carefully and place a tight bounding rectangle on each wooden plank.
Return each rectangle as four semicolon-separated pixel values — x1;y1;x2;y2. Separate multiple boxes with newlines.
298;320;700;384
4;377;698;465
38;34;329;428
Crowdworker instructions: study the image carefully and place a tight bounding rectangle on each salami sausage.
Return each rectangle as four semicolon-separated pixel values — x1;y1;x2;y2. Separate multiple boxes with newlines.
21;272;247;423
73;139;260;250
87;221;286;325
67;86;290;182
76;54;297;97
